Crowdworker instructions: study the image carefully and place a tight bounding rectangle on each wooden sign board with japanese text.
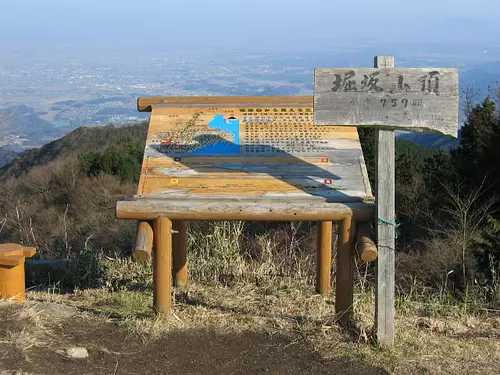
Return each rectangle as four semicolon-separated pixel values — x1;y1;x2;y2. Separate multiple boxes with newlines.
314;68;459;137
135;97;373;203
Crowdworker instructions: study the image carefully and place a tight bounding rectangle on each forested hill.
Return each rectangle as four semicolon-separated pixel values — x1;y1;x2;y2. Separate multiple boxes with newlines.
0;122;147;180
397;132;458;150
0;147;24;168
0;96;499;306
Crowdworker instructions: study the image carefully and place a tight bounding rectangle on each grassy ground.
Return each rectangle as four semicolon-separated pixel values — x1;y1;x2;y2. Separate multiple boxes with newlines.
1;281;499;374
2;221;499;374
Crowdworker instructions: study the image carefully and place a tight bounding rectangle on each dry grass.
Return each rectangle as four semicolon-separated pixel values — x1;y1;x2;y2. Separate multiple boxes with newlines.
3;221;499;374
0;299;54;359
19;282;500;375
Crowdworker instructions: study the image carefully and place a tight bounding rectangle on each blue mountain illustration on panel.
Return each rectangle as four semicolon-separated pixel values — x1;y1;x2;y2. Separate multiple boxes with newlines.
191;114;240;154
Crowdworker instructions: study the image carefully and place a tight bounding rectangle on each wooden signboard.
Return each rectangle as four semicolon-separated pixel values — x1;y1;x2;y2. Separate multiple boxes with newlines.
136;101;374;203
117;95;376;320
314;56;460;345
315;67;459;136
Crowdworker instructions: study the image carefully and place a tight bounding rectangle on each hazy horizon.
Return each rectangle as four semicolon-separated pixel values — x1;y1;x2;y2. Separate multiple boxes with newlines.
1;0;499;51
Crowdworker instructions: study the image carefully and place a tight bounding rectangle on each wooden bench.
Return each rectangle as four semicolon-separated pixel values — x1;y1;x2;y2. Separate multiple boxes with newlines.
116;95;375;322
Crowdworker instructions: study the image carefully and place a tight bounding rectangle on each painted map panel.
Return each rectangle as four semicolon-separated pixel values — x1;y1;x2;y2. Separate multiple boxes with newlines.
138;102;372;202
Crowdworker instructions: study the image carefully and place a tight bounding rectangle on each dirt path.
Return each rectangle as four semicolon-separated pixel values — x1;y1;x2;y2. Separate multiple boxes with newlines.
0;302;388;375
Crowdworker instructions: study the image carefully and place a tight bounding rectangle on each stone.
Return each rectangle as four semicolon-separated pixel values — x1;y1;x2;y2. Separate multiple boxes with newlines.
66;347;89;359
264;295;279;304
415;318;432;329
33;302;76;319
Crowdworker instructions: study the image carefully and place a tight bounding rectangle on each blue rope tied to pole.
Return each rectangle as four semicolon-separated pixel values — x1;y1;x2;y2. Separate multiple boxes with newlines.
378;218;400;239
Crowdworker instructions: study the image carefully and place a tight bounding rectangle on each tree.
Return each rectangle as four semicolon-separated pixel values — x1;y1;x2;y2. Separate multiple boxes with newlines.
451;96;500;284
453;98;500;197
79;137;143;182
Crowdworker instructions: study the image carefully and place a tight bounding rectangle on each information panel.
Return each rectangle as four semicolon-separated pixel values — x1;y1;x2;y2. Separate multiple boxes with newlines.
137;99;373;203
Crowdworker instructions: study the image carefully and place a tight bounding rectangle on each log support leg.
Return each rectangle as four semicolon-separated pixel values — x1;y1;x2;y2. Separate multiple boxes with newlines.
335;216;356;324
153;218;172;313
172;220;188;287
316;221;333;294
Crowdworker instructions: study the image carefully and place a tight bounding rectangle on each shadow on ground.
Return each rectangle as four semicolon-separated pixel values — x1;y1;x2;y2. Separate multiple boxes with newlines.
1;311;388;375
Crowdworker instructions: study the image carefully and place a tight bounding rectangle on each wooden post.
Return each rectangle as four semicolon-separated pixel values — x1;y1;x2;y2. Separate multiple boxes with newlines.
335;216;356;324
172;220;188;287
375;56;396;344
153;218;172;313
315;56;458;344
316;221;333;294
132;221;153;262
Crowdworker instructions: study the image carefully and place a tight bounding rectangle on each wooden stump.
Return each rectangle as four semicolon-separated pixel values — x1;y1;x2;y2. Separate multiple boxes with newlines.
133;221;153;262
335;217;356;324
356;222;378;262
316;221;333;294
0;244;36;302
172;220;188;287
153;218;173;313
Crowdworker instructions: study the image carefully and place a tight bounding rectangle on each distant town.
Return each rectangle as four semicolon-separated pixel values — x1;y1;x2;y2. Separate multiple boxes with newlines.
0;44;498;156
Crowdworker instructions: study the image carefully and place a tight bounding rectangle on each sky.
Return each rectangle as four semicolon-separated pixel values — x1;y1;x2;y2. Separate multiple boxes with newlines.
0;0;499;50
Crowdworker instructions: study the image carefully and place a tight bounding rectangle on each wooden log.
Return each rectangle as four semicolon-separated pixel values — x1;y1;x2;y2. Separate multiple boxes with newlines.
133;221;154;262
138;95;313;112
316;221;333;294
335;217;356;324
116;200;375;222
153;218;173;313
172;220;188;287
356;222;378;262
375;56;397;345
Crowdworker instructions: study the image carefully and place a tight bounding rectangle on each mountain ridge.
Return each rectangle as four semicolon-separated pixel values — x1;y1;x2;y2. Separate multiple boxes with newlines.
0;122;147;180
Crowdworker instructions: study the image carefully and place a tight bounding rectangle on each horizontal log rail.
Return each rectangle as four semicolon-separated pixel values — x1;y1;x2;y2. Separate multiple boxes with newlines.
137;95;313;112
116;200;375;222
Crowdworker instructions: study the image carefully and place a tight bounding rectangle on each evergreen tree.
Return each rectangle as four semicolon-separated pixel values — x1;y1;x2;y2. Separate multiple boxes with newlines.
452;97;500;282
453;98;500;196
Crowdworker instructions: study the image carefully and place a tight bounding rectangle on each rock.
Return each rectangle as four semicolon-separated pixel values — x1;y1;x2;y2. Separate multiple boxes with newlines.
415;317;432;329
66;347;89;359
264;295;279;304
33;302;77;319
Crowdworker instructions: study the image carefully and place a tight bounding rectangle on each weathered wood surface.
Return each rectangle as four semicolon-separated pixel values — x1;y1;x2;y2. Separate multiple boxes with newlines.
376;129;396;344
375;56;397;345
316;221;333;294
116;200;375;222
356;222;378;262
138;96;312;112
314;68;459;136
133;221;153;262
132;98;373;204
